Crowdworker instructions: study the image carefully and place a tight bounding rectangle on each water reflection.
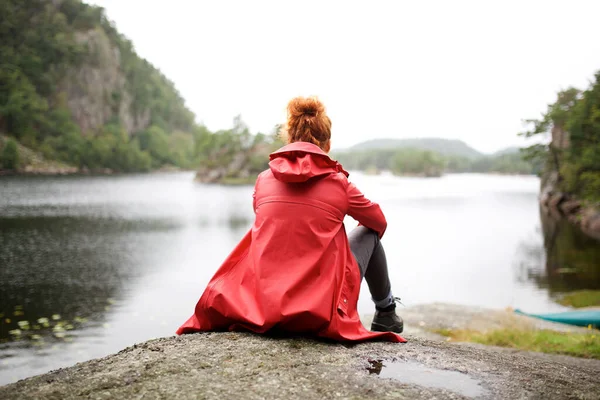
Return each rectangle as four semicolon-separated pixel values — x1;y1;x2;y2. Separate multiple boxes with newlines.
367;359;485;398
0;215;181;345
515;208;600;294
0;172;255;384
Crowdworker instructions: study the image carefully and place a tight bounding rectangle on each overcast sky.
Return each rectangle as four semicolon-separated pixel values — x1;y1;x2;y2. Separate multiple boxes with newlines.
87;0;600;153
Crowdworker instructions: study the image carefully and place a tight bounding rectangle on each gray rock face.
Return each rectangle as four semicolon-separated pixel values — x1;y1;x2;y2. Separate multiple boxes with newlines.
1;332;598;399
539;163;600;241
61;28;151;136
195;152;251;183
539;124;600;240
551;125;570;150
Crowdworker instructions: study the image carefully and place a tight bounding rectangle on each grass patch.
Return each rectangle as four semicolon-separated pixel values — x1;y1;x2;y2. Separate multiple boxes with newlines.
557;290;600;308
434;328;600;359
434;328;453;337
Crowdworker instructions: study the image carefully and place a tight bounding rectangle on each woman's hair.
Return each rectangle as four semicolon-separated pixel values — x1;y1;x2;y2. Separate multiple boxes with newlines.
282;96;331;152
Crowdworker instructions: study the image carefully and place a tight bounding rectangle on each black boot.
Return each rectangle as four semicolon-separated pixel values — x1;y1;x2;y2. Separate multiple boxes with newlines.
371;298;403;333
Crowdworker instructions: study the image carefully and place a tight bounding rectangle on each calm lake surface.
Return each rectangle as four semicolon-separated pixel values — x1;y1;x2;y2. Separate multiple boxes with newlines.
1;172;599;385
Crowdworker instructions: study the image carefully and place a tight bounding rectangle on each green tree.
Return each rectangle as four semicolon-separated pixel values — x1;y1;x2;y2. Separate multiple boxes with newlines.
137;125;171;168
0;67;49;140
564;73;600;202
1;138;20;170
168;131;195;168
520;88;581;175
520;73;600;203
391;149;446;177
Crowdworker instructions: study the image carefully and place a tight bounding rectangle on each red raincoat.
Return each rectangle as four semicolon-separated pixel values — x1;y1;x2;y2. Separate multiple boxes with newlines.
177;142;406;343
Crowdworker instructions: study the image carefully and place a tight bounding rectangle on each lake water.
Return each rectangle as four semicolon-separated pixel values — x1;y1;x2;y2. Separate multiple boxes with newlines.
0;172;598;385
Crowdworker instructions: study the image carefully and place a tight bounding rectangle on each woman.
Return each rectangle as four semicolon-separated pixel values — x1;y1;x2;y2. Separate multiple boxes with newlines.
177;97;405;343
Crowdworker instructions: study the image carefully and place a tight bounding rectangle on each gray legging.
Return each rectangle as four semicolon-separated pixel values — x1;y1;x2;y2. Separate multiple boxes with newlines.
348;226;395;310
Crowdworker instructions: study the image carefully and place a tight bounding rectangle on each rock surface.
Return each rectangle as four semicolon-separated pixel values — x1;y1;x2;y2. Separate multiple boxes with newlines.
1;329;598;400
2;304;598;399
65;28;151;136
540;185;600;241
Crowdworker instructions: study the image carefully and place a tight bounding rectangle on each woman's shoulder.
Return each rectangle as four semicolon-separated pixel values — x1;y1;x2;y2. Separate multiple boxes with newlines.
331;171;350;186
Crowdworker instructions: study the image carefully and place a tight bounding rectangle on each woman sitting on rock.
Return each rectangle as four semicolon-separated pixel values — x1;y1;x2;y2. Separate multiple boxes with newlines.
177;96;405;343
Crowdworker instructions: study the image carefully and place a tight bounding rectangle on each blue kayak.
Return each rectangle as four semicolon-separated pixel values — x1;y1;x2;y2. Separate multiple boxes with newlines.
515;309;600;328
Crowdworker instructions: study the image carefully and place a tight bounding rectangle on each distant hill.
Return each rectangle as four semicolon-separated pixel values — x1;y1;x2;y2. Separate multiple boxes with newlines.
346;138;483;159
491;146;521;157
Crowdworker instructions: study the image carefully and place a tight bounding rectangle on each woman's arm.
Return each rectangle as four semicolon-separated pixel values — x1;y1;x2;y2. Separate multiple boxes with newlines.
346;181;387;238
252;173;262;213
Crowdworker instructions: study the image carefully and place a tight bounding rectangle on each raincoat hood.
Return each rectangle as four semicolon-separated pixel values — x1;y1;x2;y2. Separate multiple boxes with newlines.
269;142;349;183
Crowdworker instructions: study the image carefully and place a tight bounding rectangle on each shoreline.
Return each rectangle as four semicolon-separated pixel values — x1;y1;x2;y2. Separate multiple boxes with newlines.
1;168;538;180
357;168;537;178
1;303;597;386
540;189;600;241
0;167;197;178
1;304;598;399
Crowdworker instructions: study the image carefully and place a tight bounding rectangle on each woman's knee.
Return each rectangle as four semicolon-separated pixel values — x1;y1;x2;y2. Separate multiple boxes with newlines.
348;226;378;247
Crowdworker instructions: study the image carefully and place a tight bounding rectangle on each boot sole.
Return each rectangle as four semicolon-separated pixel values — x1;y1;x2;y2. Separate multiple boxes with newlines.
371;321;404;334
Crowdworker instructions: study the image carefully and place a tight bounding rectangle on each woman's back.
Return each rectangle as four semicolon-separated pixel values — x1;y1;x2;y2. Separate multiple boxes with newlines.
253;141;349;251
250;142;354;332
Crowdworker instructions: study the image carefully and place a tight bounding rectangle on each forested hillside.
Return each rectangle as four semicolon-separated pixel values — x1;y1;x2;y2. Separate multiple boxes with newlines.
0;0;278;174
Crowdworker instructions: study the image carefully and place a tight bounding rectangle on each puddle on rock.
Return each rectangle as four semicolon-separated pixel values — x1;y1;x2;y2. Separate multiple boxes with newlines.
367;359;485;398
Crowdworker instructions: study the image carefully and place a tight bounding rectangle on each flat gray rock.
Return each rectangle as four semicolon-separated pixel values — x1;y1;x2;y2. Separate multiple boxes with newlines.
1;332;598;399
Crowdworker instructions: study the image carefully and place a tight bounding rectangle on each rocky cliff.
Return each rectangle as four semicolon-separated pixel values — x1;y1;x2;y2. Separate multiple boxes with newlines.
63;28;152;136
539;124;600;240
0;0;196;172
